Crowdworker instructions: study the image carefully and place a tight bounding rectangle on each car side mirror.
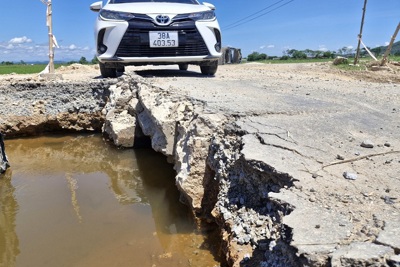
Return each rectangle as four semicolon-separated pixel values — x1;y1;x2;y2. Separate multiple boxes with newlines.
203;2;216;10
90;1;103;12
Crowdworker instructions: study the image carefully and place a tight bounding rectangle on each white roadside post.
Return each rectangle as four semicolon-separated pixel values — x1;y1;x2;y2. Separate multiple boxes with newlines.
40;0;62;79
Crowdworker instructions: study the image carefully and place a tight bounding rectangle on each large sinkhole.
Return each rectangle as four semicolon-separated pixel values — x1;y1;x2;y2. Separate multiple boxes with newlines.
0;134;221;267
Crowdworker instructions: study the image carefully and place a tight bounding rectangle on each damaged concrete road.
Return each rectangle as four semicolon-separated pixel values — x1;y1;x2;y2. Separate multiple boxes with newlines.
1;62;399;266
129;63;400;266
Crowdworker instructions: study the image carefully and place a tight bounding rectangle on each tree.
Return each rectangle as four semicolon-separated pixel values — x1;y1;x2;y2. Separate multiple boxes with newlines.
314;51;323;58
258;53;267;60
79;56;88;64
292;50;307;59
247;52;260;61
338;46;353;56
323;51;335;59
360;47;368;56
91;56;99;65
247;52;268;61
1;61;14;65
370;47;382;56
285;49;297;58
304;49;316;58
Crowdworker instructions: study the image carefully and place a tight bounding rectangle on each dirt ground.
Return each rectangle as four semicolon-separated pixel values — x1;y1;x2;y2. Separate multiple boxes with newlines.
0;60;399;84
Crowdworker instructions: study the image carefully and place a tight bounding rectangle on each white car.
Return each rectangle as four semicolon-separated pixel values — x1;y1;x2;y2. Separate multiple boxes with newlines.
90;0;222;78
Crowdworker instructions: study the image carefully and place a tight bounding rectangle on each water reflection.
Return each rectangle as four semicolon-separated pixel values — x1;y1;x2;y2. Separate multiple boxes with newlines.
0;135;219;267
0;171;19;266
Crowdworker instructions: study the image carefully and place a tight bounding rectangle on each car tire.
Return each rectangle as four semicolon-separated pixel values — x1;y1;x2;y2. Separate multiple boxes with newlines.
99;63;117;78
178;64;189;71
200;61;218;76
117;66;125;73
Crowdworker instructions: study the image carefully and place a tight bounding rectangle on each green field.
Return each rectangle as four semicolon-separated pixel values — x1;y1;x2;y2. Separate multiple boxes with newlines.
0;64;65;75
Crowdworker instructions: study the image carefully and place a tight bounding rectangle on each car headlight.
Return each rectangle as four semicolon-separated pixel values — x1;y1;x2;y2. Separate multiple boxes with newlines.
188;10;216;21
99;10;135;21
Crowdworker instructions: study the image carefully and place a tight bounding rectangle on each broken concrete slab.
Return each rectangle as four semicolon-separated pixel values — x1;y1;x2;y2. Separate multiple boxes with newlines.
103;110;136;148
269;190;353;265
377;219;400;252
331;242;394;267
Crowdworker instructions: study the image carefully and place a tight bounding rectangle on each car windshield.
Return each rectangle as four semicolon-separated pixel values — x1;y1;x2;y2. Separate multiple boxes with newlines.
110;0;199;4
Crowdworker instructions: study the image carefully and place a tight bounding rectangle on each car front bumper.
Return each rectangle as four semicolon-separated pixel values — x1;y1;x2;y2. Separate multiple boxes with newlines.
95;16;222;65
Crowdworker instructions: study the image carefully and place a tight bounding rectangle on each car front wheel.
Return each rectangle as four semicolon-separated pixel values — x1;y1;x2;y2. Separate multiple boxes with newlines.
200;61;218;76
99;63;117;78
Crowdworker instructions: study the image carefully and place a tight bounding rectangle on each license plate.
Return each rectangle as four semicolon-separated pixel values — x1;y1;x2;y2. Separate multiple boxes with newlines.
149;31;178;48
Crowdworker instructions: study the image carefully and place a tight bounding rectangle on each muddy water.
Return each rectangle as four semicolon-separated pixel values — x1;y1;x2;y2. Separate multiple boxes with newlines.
0;135;220;267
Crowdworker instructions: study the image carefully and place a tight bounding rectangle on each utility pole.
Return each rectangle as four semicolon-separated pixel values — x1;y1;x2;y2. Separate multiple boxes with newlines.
381;22;400;66
40;0;61;79
47;0;55;74
41;0;55;73
354;0;368;65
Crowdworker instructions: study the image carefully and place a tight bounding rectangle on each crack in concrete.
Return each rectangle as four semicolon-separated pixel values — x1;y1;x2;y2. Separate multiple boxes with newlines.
255;132;306;158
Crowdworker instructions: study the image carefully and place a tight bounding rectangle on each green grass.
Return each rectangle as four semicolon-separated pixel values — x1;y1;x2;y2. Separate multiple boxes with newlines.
0;64;65;75
254;58;333;64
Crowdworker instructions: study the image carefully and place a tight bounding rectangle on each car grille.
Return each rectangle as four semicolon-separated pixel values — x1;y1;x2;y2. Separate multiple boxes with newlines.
115;20;210;58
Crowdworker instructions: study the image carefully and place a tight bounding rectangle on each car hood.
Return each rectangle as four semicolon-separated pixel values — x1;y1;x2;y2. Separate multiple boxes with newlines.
103;2;211;15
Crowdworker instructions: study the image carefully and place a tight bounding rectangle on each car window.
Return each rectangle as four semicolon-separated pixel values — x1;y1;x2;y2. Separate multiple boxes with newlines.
110;0;199;4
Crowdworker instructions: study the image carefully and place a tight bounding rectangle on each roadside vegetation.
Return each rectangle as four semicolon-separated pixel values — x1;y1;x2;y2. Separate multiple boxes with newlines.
244;42;400;69
0;56;99;75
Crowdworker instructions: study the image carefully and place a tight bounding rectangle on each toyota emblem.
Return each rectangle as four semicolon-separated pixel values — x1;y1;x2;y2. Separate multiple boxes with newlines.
155;15;170;25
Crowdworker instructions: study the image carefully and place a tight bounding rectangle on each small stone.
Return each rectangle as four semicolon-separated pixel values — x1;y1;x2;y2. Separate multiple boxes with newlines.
294;183;303;190
269;240;277;251
233;225;244;237
381;196;396;205
309;196;316;202
256;220;263;227
361;140;374;148
223;212;232;221
343;172;357;180
237;238;245;245
336;154;345;160
333;56;348;65
384;142;391;147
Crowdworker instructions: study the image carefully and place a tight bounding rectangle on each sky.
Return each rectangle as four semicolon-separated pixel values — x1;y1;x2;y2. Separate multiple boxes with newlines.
0;0;399;62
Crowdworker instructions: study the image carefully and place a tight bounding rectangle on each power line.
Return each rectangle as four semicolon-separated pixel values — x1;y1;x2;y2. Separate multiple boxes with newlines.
222;0;287;29
223;0;295;31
